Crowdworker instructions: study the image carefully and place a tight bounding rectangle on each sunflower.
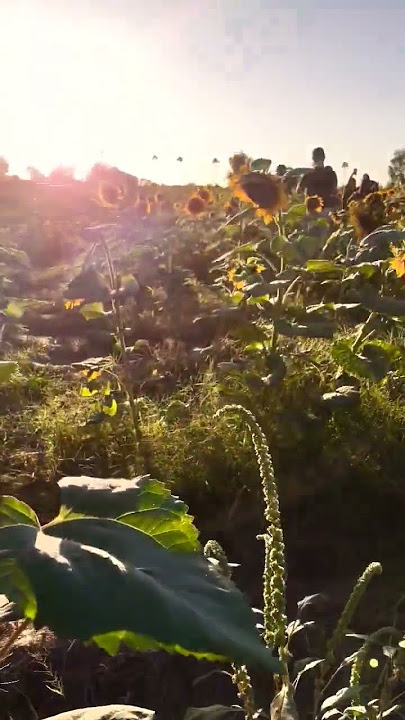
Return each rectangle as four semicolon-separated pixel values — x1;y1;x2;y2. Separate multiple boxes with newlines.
197;187;212;202
186;195;206;215
390;253;405;278
230;171;287;220
229;153;250;174
156;192;164;202
348;192;386;238
97;182;126;208
306;195;324;215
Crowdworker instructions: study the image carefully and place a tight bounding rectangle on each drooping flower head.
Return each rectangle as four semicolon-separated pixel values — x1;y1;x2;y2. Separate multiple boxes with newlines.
229;152;250;174
306;195;324;214
197;187;212;203
232;171;287;216
186;195;206;215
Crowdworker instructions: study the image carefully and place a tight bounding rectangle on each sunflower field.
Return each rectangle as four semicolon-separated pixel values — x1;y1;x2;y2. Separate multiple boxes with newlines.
0;156;404;720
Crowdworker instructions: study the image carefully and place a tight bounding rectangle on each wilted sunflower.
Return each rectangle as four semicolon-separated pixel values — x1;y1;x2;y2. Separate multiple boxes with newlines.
186;195;206;215
306;195;324;214
230;171;287;219
229;152;250;174
197;187;212;202
349;192;386;238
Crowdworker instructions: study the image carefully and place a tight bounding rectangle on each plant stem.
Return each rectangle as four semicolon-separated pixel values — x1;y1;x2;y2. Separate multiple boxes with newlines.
101;239;152;474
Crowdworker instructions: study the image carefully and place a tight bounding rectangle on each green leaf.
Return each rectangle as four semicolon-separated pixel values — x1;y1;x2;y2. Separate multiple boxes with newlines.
0;496;39;528
80;386;98;398
321;686;362;712
0;361;18;383
321;386;360;409
56;476;189;520
102;398;118;417
80;302;106;321
332;340;396;382
251;158;271;173
347;262;382;279
306;260;342;274
0;520;281;670
354;287;405;317
43;705;155;720
5;300;29;319
263;353;287;386
118;509;200;553
275;320;336;339
0;557;37;619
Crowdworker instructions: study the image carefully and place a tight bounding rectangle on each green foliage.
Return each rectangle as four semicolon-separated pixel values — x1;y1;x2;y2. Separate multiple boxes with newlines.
0;477;281;671
0;360;18;382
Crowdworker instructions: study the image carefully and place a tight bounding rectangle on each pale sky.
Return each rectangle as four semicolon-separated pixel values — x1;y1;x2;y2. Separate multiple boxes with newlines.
1;0;405;186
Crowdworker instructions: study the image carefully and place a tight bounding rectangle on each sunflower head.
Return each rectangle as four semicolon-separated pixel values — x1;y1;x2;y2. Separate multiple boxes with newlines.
229;152;250;174
186;195;206;216
234;172;287;217
97;182;126;208
197;187;212;202
306;195;324;215
156;192;164;202
349;192;386;238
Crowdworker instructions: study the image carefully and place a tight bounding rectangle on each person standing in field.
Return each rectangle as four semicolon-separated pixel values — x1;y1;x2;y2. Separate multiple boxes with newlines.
298;147;340;209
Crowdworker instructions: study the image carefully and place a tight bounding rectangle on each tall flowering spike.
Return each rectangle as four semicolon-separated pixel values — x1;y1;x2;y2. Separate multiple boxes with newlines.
215;405;287;649
204;540;232;579
258;533;275;647
321;562;382;680
232;664;255;720
204;539;256;719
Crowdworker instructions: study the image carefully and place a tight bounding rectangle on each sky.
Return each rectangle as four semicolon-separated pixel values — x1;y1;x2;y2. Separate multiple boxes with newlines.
1;0;405;186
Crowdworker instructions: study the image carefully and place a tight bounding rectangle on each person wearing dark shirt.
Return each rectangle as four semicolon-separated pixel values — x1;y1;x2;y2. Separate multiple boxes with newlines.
298;147;340;209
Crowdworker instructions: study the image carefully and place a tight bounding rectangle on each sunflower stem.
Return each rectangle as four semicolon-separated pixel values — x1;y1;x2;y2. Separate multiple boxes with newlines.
100;238;153;475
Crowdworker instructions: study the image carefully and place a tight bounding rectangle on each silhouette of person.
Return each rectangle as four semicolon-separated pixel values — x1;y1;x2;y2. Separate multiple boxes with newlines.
298;148;339;209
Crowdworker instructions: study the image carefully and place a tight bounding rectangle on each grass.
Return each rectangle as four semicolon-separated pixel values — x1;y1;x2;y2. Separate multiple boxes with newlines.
1;339;402;522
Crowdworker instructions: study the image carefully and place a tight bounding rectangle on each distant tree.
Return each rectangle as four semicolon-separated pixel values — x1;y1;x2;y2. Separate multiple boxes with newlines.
0;156;9;177
86;163;111;183
27;166;45;181
388;149;405;185
48;166;75;183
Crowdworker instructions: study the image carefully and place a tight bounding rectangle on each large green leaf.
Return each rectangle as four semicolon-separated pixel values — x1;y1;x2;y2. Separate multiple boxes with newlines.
251;158;271;173
0;496;40;528
118;509;199;552
306;260;342;274
0;520;281;671
332;339;399;382
354;288;405;317
54;476;200;552
44;706;154;720
57;476;188;519
275;320;336;339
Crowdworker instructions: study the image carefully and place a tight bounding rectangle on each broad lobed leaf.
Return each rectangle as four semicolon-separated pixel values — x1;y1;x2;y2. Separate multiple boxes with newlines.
0;518;281;671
